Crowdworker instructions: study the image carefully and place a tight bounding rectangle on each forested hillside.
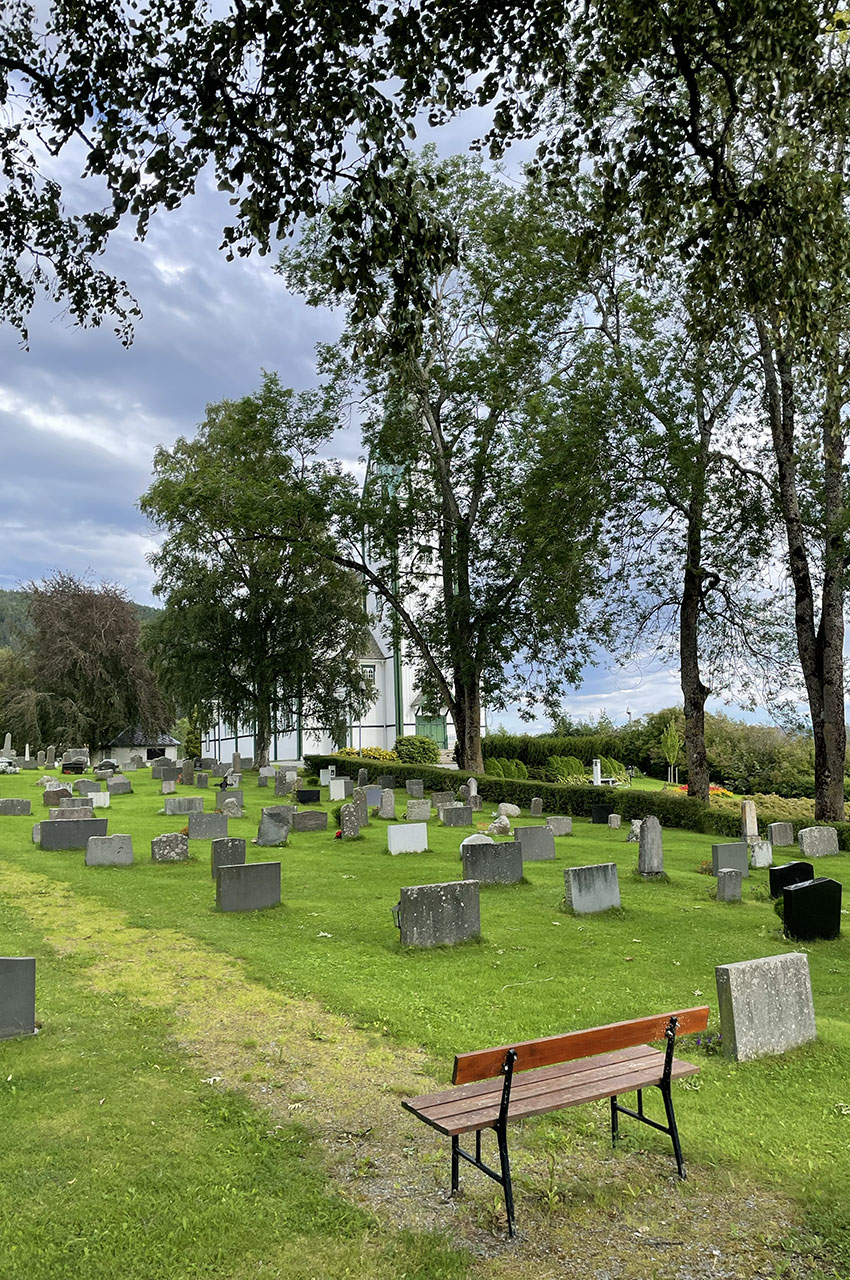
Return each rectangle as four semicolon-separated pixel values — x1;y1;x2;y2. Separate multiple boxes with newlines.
0;588;159;648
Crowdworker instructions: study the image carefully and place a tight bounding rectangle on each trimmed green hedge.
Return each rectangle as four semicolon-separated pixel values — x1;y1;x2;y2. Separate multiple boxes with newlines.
305;752;850;848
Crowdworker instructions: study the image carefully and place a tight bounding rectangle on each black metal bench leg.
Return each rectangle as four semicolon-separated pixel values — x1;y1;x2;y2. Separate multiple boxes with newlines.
451;1135;460;1194
660;1082;686;1179
610;1095;619;1146
495;1123;516;1237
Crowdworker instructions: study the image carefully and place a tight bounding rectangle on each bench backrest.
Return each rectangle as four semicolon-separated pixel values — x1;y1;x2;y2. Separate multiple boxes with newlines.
452;1006;710;1085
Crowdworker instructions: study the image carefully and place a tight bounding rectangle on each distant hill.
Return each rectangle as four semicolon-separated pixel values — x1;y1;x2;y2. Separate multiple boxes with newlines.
0;588;161;650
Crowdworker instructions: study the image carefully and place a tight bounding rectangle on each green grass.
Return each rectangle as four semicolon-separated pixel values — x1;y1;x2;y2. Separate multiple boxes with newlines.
1;768;848;1276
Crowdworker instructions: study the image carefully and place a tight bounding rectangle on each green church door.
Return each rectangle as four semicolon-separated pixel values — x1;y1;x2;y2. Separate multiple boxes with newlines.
415;714;448;749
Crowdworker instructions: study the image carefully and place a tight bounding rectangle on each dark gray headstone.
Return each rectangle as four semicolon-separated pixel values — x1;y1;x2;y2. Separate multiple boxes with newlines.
783;877;842;941
292;810;329;832
151;832;189;862
397;881;480;947
768;821;794;848
0;798;30;816
274;773;293;798
39;818;108;850
74;779;99;795
462;839;522;884
638;815;664;877
164;796;205;816
514;825;556;861
188;811;228;840
296;788;320;804
200;758;217;770
258;775;268;788
530;797;544;817
405;779;424;799
43;787;72;806
217;861;281;912
86;834;133;866
158;766;181;783
441;805;473;828
711;841;749;878
365;785;382;806
196;772;208;788
717;868;743;902
432;791;454;809
378;788;396;819
182;762;195;786
212;837;247;878
45;746;55;767
352;787;369;827
357;768;369;788
377;775;396;790
0;958;36;1038
215;789;243;810
256;808;291;846
212;763;230;777
107;778;133;796
564;863;621;914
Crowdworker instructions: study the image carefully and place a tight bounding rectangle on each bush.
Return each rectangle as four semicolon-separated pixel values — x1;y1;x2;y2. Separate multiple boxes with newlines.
336;745;399;761
486;759;504;777
500;759;517;779
392;735;441;765
514;759;528;779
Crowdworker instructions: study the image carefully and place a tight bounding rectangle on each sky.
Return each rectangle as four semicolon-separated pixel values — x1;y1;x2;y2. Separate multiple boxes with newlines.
0;111;771;736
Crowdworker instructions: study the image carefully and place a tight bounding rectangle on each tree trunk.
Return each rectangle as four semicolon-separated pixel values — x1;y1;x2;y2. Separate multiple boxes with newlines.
452;677;483;772
680;389;712;804
254;703;271;769
756;319;846;820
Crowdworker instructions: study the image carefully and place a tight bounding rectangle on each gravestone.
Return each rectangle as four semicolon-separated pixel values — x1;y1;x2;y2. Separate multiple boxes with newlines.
107;778;133;796
130;754;145;768
296;788;320;805
320;768;333;786
592;758;602;786
39;818;108;850
188;812;228;840
285;769;298;783
357;767;369;788
749;839;773;869
217;862;281;912
196;772;208;789
0;799;30;816
741;799;759;841
591;802;615;824
58;796;92;809
45;746;55;767
151;832;189;862
388;822;428;854
158;766;180;783
377;775;395;790
340;803;359;840
395;881;480;947
458;784;470;801
769;861;815;899
1;732;11;756
783;878;842;941
232;752;242;774
215;789;243;811
459;833;493;854
49;806;93;821
162;780;176;795
405;798;431;822
627;819;642;843
441;805;473;828
405;779;424;799
487;814;512;836
638;816;664;877
212;763;230;777
292;810;328;833
798;826;839;858
497;803;521;818
546;816;572;837
0;958;36;1039
86;834;133;866
241;758;253;771
31;823;40;843
36;776;55;789
469;794;482;812
715;952;816;1061
94;770;113;782
514;825;556;861
182;762;195;786
259;766;277;779
258;775;268;788
462;839;523;884
36;750;45;767
467;777;478;798
329;777;353;801
74;779;98;795
530;797;544;817
432;791;454;809
220;797;244;819
365;785;382;806
607;814;622;830
352;787;369;827
711;841;749;878
256;809;290;847
768;822;794;848
89;792;110;810
164;796;205;816
200;757;216;770
211;837;247;878
716;868;743;902
564;863;621;914
378;789;396;819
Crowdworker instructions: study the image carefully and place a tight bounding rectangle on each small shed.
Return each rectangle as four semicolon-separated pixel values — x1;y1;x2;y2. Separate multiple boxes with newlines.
96;727;180;767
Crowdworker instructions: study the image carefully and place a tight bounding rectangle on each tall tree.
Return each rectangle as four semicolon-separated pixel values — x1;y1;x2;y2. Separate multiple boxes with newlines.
282;153;612;771
1;571;170;752
139;373;373;767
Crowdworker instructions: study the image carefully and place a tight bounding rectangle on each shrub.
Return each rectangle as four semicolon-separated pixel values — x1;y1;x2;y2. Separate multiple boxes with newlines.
486;759;504;777
500;759;517;779
336;746;399;761
393;735;441;765
514;760;528;779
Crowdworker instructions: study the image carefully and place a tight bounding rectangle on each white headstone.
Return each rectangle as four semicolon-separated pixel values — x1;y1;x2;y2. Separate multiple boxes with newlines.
592;758;602;787
388;823;429;855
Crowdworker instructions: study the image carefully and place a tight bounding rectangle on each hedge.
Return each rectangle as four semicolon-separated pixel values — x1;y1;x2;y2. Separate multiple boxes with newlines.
304;752;850;849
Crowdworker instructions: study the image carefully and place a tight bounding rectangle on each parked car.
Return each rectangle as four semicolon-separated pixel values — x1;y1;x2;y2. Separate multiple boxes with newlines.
0;758;20;774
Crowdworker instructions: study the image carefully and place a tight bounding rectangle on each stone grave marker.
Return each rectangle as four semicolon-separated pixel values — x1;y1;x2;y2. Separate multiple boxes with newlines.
769;861;815;899
31;823;40;843
188;811;228;840
798;826;839;858
749;839;773;869
241;758;254;771
292;810;328;833
73;779;99;795
220;797;244;819
107;778;133;796
151;832;189;862
296;788;320;805
365;785;382;806
258;775;268;788
164;796;204;816
158;766;181;783
162;780;176;795
767;822;794;848
564;863;621;914
340;802;359;840
0;958;36;1039
432;791;454;810
1;732;11;756
43;787;72;806
530;797;544;817
36;750;45;767
783;878;842;941
256;809;290;847
274;774;293;798
546;816;572;837
86;834;133;866
49;806;94;821
487;814;511;836
497;803;521;818
377;775;395;790
211;837;247;878
405;798;431;822
89;792;110;810
467;778;478;798
94;770;113;782
352;787;369;827
259;766;277;778
319;767;334;786
231;752;242;774
357;767;369;788
46;746;55;767
514;825;555;861
182;762;195;786
217;862;281;912
394;880;480;947
741;799;759;841
200;757;217;770
715;952;816;1061
627;819;642;843
0;799;30;816
711;841;749;878
329;777;353;801
461;838;522;884
458;784;470;801
405;779;424;799
591;802;615;824
212;762;230;777
378;789;396;819
58;796;92;809
441;805;473;828
638;816;664;877
197;773;208;788
215;789;243;811
39;818;108;850
716;868;743;902
388;822;428;854
607;814;622;830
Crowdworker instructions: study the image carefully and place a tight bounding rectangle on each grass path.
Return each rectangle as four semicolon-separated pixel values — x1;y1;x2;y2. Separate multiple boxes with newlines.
1;860;836;1279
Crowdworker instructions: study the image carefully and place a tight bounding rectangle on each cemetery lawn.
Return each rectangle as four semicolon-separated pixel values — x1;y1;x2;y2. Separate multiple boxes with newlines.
0;770;847;1279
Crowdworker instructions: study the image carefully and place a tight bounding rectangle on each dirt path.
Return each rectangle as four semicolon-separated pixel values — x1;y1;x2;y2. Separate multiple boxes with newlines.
2;864;832;1280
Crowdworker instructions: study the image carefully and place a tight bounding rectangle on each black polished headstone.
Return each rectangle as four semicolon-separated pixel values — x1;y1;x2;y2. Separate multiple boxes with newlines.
769;861;815;899
0;957;36;1038
295;788;320;804
783;877;842;941
590;803;615;825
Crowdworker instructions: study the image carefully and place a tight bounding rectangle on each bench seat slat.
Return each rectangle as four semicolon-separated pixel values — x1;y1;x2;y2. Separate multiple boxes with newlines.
403;1054;699;1136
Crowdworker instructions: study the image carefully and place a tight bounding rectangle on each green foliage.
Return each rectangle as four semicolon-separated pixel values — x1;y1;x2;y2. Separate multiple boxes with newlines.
499;758;517;779
514;759;528;779
660;720;682;769
486;758;503;777
392;735;441;765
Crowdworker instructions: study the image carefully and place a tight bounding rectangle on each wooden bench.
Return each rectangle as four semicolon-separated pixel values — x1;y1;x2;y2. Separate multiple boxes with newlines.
402;1006;709;1236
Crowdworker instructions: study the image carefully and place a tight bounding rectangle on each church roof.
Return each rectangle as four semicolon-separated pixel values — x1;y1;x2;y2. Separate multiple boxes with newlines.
108;726;181;748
